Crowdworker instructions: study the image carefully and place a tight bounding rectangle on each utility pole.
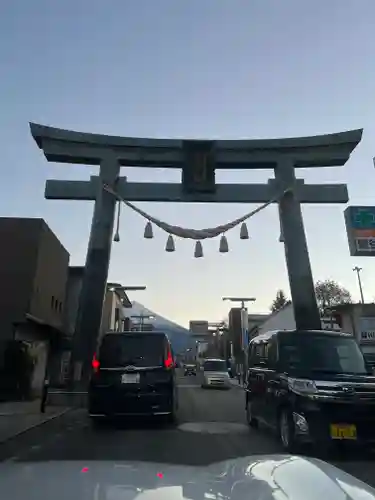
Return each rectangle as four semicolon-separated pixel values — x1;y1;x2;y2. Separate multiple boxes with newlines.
208;321;226;358
222;297;256;349
353;266;365;304
223;297;256;384
131;314;154;332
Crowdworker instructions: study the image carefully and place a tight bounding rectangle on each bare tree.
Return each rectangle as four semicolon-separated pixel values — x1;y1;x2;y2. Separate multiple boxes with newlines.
270;289;289;313
315;279;352;314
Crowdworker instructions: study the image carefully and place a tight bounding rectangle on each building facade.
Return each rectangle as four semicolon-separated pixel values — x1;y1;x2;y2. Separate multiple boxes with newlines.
49;266;85;385
99;288;128;340
63;266;85;337
332;303;375;365
59;275;132;385
255;302;341;336
0;218;69;397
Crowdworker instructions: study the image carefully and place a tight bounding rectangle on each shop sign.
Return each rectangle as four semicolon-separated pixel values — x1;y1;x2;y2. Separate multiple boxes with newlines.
360;317;375;344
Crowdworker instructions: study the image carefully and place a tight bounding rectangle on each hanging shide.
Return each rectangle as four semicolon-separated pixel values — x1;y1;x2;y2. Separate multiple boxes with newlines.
165;235;175;252
194;241;203;258
113;201;121;242
144;221;153;239
219;235;229;253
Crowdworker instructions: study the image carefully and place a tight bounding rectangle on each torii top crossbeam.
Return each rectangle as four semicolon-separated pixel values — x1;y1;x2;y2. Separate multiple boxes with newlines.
30;123;362;168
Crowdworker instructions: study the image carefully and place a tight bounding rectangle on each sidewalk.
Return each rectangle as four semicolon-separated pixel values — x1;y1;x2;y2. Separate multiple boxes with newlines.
229;378;244;388
0;400;70;444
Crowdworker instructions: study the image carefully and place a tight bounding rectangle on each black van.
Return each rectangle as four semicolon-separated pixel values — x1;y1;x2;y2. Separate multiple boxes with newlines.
245;329;375;452
88;331;178;423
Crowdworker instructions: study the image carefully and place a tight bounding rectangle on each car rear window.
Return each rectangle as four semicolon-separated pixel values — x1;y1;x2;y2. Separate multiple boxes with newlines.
204;360;227;372
98;334;166;368
278;331;367;375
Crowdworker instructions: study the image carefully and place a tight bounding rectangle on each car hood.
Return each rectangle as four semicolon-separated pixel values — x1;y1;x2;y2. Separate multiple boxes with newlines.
1;454;374;500
310;373;375;384
204;371;228;377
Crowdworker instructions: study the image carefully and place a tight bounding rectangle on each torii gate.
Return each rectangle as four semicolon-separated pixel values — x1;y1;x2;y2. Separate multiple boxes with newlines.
30;124;362;384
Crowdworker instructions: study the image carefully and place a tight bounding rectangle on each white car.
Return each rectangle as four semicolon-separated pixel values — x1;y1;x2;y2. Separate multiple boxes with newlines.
2;454;375;500
201;358;231;389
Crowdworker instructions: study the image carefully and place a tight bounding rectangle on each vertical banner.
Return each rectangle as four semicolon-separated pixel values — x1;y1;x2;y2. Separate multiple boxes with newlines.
240;308;249;350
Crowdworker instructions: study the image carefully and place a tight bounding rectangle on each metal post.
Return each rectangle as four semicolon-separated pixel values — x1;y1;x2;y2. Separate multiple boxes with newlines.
222;332;227;360
275;159;321;330
70;155;120;387
40;378;49;413
353;266;365;304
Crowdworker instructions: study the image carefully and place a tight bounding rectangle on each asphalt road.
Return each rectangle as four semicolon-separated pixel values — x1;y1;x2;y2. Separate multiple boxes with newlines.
1;372;374;487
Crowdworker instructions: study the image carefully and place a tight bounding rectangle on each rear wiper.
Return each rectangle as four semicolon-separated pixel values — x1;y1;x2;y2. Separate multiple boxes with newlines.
121;357;143;365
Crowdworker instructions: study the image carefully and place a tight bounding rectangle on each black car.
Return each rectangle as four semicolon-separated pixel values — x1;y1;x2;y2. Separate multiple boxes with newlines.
88;331;178;424
245;329;375;453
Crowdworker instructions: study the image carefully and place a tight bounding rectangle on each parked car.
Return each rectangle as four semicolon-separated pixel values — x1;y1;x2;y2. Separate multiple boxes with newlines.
245;329;375;453
201;358;231;389
88;331;178;424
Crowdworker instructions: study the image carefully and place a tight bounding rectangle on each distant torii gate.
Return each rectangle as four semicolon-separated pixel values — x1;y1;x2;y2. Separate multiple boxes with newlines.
30;124;362;385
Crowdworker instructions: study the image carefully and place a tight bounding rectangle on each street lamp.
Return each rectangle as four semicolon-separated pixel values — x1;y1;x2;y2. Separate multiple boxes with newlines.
222;298;256;341
121;286;147;291
352;267;365;304
107;284;147;306
222;297;256;308
131;314;155;331
107;284;146;292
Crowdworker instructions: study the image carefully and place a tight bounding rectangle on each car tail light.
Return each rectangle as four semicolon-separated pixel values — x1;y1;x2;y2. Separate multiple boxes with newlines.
92;354;100;373
164;346;173;369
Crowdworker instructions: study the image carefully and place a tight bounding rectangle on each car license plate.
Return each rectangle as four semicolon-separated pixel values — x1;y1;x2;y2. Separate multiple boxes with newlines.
330;424;357;440
121;373;140;384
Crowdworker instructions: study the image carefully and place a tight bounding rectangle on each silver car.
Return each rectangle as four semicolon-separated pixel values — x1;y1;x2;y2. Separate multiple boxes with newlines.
201;358;231;389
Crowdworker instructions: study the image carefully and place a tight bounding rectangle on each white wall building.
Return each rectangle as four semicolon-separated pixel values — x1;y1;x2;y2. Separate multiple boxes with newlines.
256;303;341;336
331;303;375;365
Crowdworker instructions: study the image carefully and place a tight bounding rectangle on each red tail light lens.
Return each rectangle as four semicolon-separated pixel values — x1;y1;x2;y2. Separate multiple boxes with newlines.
164;347;173;369
92;354;100;373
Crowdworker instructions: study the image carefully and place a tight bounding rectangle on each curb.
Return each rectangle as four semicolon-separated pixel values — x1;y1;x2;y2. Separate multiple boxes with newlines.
0;407;72;445
229;381;245;389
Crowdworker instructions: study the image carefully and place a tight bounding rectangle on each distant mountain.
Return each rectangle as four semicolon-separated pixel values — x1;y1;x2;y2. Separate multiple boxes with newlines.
123;301;194;354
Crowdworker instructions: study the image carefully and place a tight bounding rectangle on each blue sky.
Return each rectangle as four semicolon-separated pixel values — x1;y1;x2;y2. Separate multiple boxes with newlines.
1;0;375;327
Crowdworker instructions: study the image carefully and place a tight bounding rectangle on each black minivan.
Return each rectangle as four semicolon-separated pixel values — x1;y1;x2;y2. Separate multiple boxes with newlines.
88;331;178;424
245;329;375;452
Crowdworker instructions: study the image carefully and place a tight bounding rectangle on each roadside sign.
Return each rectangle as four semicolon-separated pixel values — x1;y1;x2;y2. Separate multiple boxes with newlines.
344;206;375;256
360;317;375;344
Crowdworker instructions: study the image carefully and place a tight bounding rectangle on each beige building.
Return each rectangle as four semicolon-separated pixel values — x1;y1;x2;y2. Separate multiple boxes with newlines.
55;276;133;385
99;286;132;343
255;303;341;336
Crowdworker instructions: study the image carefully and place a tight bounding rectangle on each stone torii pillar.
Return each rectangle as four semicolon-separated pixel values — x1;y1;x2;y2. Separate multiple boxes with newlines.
30;124;362;385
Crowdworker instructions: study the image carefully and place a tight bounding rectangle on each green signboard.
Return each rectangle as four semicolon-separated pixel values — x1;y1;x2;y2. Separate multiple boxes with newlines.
344;206;375;256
